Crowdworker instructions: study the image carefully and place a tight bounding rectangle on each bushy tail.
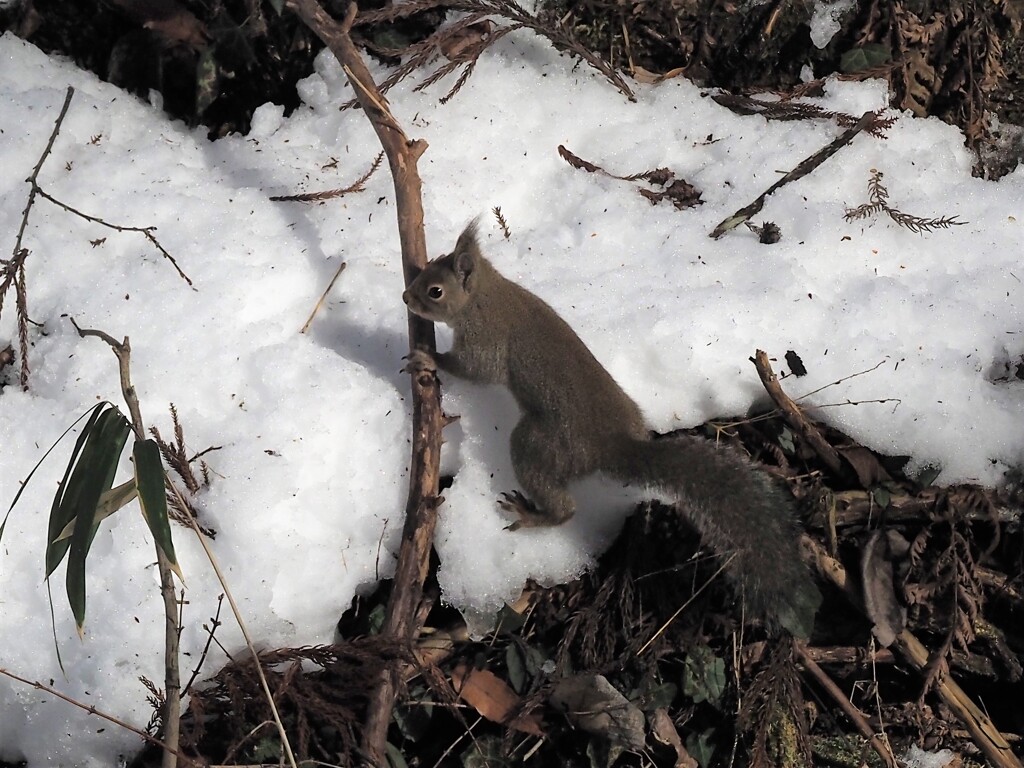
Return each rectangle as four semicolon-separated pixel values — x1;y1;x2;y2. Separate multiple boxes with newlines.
611;435;821;637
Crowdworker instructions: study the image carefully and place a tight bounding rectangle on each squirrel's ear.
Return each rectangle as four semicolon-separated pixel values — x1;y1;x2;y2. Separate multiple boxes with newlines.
451;220;481;284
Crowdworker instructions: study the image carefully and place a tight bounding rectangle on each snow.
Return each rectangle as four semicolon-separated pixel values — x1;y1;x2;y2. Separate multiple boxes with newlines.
903;745;956;768
809;0;855;48
0;17;1022;766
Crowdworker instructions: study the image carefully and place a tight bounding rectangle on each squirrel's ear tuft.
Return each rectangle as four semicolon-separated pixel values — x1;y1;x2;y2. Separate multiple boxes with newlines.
452;219;482;282
454;219;481;256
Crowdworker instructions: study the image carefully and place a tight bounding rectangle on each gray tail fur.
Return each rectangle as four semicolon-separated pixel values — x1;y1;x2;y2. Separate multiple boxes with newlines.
612;435;821;637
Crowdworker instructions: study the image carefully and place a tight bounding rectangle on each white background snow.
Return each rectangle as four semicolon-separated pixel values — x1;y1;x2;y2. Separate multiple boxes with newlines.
0;14;1022;766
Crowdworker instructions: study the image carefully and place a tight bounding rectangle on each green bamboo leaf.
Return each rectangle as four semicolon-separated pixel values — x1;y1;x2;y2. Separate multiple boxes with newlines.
2;403;109;545
64;407;132;635
133;439;182;582
44;403;112;578
52;479;139;543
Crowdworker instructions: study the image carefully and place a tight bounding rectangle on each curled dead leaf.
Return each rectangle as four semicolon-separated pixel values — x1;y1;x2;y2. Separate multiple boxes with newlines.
650;708;697;768
861;529;910;647
550;674;646;752
451;664;544;736
838;445;892;488
631;66;685;84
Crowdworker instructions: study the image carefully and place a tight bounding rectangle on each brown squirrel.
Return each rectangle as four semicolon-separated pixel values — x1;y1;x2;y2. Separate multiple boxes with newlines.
403;223;821;636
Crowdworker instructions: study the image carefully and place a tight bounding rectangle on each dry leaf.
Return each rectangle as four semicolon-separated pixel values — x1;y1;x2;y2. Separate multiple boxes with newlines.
838;445;892;488
861;529;910;647
109;0;208;50
550;674;646;751
451;664;543;736
631;66;685;84
650;708;697;768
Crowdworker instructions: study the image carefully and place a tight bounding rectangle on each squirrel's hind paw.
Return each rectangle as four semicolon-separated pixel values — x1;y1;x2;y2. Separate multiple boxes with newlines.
499;491;564;531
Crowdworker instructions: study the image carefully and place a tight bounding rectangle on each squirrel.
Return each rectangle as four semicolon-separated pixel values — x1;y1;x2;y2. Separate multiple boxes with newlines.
402;223;821;637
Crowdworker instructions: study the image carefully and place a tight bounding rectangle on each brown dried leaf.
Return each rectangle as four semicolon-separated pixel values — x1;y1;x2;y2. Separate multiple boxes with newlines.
861;529;909;647
901;51;937;116
638;179;703;210
631;65;685;84
838;445;892;488
650;708;697;768
451;664;543;736
550;674;646;751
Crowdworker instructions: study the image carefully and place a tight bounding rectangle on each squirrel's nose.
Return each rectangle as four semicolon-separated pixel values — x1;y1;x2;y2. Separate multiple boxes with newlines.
401;290;410;305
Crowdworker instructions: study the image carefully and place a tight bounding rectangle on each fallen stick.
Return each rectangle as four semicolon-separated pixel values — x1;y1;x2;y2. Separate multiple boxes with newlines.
794;643;898;768
710;110;877;239
751;349;844;476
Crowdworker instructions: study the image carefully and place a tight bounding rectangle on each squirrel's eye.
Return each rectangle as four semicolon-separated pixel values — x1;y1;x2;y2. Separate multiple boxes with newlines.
428;286;444;300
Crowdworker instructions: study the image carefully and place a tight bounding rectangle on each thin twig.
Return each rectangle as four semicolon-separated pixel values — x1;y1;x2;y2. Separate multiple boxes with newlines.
300;261;347;333
0;666;197;765
36;188;192;286
11;87;75;263
636;554;736;655
168;476;300;768
3;86;75;389
795;643;898;768
181;594;225;697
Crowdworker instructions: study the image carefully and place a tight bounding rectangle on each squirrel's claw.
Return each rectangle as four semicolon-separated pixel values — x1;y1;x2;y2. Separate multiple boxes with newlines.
402;348;437;375
499;491;541;531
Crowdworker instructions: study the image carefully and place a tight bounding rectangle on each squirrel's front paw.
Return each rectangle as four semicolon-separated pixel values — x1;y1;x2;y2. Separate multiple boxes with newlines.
402;348;437;374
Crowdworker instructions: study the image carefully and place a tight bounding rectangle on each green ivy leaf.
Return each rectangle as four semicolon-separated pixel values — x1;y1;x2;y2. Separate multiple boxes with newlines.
682;646;725;705
840;43;891;73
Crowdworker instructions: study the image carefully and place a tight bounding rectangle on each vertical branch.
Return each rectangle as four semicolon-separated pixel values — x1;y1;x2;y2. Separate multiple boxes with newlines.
70;323;182;768
3;86;75;389
285;1;444;764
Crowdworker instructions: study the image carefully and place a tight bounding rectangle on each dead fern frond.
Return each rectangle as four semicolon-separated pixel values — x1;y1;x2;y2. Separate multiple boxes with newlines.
151;404;208;494
270;152;384;202
558;145;703;210
492;206;511;239
149;404;218;536
738;641;813;768
347;0;635;107
13;255;30;389
844;169;967;233
712;93;897;138
905;488;989;697
886;209;964;234
139;675;165;736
